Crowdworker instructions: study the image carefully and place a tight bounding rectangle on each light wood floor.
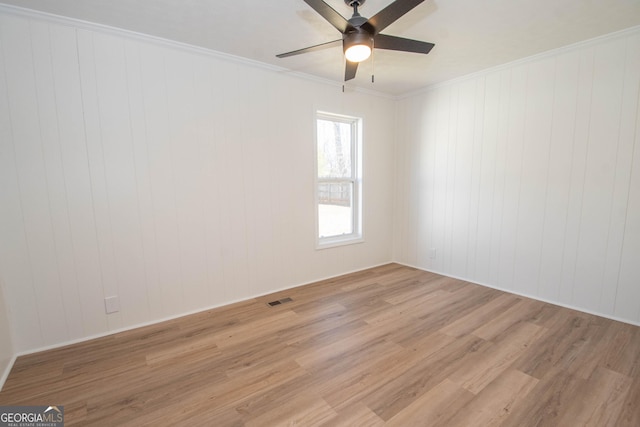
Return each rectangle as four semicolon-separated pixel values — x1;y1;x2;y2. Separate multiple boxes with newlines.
1;264;639;426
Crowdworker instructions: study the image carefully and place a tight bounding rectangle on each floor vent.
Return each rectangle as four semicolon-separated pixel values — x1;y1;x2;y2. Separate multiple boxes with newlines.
267;297;293;307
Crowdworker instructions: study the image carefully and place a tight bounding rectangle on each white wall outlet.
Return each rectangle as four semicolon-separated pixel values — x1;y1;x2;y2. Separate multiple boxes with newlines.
104;296;120;314
429;248;437;259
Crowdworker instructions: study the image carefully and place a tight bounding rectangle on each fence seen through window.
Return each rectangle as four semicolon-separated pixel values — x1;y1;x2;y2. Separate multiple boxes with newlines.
316;112;361;246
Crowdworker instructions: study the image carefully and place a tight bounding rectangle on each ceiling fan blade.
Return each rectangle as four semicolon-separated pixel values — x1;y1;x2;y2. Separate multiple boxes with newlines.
374;34;434;54
367;0;425;34
303;0;350;33
345;60;358;81
276;39;342;58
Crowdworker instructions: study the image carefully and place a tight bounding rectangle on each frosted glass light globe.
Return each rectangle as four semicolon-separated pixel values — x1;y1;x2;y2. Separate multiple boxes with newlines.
345;44;371;62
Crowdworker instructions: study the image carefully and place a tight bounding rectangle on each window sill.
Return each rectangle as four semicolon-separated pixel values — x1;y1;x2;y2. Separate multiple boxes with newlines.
316;235;364;250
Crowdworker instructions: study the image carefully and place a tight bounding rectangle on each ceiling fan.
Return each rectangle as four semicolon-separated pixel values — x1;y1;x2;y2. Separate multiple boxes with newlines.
276;0;435;81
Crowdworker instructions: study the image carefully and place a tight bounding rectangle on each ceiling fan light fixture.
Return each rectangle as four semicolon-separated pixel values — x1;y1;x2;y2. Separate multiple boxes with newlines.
345;44;372;62
343;31;373;62
276;0;435;81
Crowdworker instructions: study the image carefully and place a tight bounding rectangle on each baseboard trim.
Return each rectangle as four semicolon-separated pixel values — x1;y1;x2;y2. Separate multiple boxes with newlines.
12;261;393;360
396;261;640;328
0;354;17;392
5;260;637;391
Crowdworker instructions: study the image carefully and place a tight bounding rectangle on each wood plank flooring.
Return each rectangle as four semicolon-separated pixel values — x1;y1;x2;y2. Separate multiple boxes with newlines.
1;263;639;426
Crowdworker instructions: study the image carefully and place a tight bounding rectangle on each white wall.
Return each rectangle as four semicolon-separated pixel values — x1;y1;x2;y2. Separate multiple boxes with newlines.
394;27;640;325
0;275;14;387
1;4;638;362
0;9;396;353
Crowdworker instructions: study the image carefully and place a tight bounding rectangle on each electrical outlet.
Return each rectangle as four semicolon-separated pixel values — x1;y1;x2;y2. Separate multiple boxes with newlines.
429;248;437;259
104;296;120;314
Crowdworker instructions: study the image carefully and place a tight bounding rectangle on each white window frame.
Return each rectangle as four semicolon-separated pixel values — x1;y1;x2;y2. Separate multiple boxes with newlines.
315;111;363;249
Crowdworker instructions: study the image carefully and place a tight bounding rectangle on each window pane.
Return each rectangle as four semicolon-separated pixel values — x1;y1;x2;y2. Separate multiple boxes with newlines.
317;119;352;178
318;181;353;238
315;112;361;246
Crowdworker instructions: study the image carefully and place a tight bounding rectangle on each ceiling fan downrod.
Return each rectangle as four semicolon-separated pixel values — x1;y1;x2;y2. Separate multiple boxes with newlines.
345;0;365;17
276;0;435;82
344;0;366;7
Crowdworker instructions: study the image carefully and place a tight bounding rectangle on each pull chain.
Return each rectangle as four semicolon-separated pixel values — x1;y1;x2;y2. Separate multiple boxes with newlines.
371;41;375;83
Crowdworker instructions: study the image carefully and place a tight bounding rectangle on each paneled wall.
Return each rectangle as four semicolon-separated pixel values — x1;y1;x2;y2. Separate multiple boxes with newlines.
394;28;640;324
0;10;396;353
0;275;13;384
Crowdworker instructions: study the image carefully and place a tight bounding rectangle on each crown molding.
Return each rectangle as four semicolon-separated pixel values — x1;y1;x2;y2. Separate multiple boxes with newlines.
5;3;633;103
397;24;640;100
0;2;394;100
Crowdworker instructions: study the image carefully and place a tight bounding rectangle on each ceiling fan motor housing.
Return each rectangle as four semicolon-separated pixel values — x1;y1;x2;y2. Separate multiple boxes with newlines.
343;29;374;54
276;0;435;81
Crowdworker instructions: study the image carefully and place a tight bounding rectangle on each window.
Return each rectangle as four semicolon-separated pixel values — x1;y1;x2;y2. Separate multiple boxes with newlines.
316;112;362;247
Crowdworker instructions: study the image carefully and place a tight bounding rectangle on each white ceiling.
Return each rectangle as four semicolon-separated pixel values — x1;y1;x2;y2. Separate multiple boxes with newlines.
3;0;640;95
